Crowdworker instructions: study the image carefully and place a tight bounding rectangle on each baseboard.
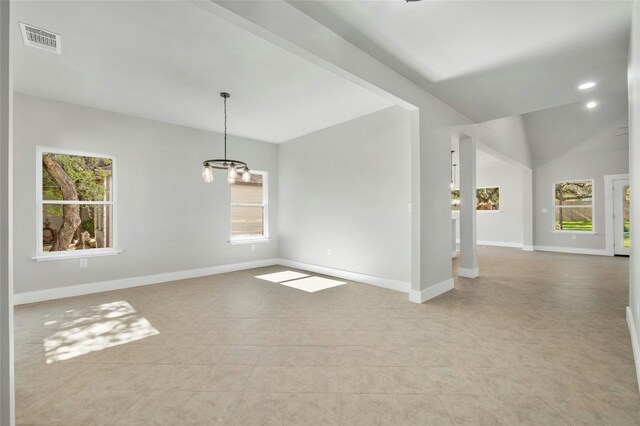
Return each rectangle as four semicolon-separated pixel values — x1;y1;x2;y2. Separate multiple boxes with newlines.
455;239;523;249
13;258;280;305
627;307;640;393
409;278;454;303
533;245;609;256
477;240;524;248
458;267;479;278
522;245;534;251
628;307;640;392
15;257;412;305
276;258;410;293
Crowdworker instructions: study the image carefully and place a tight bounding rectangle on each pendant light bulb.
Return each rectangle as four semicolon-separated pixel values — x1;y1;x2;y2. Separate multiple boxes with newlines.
228;163;238;180
242;169;251;183
227;164;237;184
202;164;214;183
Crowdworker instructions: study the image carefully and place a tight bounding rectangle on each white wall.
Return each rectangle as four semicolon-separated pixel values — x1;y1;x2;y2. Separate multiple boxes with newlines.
0;1;14;423
475;115;532;169
279;107;411;284
454;163;525;247
627;0;640;392
13;93;279;296
533;147;628;252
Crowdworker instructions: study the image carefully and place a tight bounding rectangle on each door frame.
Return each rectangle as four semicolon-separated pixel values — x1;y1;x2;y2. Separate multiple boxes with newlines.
614;179;631;255
605;173;630;256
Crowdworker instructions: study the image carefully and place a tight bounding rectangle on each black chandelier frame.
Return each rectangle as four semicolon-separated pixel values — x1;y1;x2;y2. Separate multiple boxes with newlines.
202;92;250;173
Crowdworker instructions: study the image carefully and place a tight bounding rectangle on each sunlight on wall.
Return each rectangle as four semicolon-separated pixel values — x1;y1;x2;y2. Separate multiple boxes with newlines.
43;301;158;363
255;270;346;293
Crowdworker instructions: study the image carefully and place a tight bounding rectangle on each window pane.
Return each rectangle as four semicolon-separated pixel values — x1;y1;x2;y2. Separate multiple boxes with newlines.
554;207;592;231
452;188;499;210
231;174;263;205
231;206;264;237
42;153;113;202
554;180;592;206
451;190;460;211
477;187;499;210
43;204;113;252
624;185;631;248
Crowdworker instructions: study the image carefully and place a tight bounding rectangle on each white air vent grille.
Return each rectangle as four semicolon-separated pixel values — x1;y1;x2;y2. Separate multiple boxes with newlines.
20;22;61;54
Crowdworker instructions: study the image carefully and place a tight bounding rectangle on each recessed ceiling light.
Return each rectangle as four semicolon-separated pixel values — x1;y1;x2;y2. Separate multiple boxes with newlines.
579;82;597;90
586;101;598;109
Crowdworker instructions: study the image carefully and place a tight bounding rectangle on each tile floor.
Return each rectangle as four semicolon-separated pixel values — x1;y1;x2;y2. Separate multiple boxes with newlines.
14;247;640;425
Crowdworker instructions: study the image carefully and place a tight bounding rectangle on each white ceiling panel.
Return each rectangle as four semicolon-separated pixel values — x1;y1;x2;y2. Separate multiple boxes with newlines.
12;1;394;143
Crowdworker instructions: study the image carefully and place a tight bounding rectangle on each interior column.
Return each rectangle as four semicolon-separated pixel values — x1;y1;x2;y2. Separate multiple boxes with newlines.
522;168;534;251
0;0;15;424
458;135;478;278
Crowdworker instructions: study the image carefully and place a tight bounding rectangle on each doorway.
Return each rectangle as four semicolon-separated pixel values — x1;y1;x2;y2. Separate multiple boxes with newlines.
614;179;631;256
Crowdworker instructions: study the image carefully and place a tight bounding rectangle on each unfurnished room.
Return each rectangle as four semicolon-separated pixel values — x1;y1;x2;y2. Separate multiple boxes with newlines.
1;0;640;425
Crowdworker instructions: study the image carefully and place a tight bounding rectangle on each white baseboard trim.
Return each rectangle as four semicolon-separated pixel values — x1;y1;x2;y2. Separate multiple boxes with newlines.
458;267;479;278
533;245;609;256
477;240;524;248
522;245;534;252
14;258;280;305
455;239;523;249
627;307;640;393
409;278;454;304
276;258;410;293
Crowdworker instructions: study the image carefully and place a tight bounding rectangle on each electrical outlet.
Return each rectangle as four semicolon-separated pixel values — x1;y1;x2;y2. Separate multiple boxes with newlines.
327;248;332;256
79;259;88;268
407;203;412;213
571;235;577;240
251;244;256;252
542;208;548;213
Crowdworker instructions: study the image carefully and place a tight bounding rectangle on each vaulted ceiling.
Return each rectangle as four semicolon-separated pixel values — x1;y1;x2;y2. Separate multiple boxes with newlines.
11;1;393;143
12;0;632;159
291;0;631;123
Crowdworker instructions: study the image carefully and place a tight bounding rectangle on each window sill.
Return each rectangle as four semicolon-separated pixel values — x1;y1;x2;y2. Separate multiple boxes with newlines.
551;231;598;235
229;237;271;245
32;249;123;262
451;210;501;218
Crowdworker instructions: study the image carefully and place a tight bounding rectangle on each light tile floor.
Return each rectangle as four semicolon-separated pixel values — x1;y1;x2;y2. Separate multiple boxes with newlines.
14;247;640;425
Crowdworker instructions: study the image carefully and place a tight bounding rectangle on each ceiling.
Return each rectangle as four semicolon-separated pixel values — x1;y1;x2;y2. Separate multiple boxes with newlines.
522;91;629;163
11;1;393;143
451;138;511;170
291;0;631;122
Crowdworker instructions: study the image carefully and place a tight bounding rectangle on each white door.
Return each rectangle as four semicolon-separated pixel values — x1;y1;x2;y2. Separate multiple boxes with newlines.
613;179;631;256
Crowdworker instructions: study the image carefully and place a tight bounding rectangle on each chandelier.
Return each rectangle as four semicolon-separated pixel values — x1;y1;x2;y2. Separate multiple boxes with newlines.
202;92;251;184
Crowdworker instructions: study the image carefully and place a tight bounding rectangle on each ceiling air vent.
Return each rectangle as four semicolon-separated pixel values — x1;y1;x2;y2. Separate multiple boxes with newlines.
20;22;61;54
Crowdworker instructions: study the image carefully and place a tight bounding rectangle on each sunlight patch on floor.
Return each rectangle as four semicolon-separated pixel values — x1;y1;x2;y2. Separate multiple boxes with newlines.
256;270;346;293
43;301;158;363
278;276;346;292
255;270;309;283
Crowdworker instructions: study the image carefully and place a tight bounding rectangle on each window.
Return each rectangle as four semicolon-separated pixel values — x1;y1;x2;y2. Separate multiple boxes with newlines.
451;187;500;211
230;171;268;242
37;148;116;258
554;180;593;232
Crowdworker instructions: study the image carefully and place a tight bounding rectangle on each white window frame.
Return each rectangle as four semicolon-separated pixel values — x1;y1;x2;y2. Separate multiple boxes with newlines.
552;178;596;234
229;170;269;244
33;146;121;261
